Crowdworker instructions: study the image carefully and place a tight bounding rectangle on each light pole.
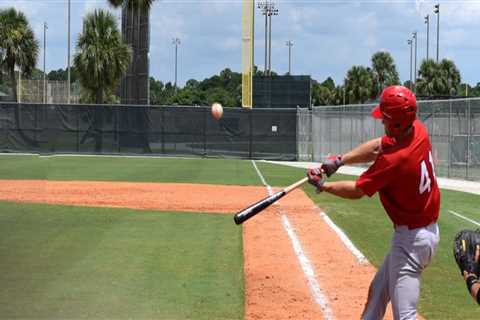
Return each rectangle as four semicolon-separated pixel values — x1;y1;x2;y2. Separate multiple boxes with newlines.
434;3;440;62
424;14;429;60
172;38;181;90
267;4;278;76
286;40;293;75
258;1;269;75
408;39;413;90
67;0;71;104
412;31;417;89
43;22;47;104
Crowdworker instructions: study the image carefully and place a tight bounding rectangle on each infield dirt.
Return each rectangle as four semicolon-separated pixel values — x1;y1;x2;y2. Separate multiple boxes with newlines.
0;179;397;319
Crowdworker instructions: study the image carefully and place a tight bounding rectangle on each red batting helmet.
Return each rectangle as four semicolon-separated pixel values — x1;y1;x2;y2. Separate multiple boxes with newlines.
371;85;417;136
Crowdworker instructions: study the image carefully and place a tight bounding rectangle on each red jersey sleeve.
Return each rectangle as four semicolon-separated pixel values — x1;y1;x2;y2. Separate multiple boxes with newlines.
356;152;398;197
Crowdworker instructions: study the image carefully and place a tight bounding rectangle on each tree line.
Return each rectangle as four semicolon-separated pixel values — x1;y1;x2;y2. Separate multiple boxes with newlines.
2;6;480;107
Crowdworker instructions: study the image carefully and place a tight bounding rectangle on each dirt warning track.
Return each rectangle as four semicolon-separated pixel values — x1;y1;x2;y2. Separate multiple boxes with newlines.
0;179;396;319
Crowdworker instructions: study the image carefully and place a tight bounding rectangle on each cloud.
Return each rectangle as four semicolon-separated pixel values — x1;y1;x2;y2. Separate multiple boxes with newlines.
0;0;46;16
2;0;480;86
83;0;117;18
222;37;241;50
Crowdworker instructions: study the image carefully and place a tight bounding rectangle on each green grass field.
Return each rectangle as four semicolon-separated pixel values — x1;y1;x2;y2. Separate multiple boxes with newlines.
0;202;243;319
0;154;479;319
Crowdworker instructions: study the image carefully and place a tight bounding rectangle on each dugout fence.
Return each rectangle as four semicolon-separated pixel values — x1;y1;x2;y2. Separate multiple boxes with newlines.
297;98;480;181
0;103;297;160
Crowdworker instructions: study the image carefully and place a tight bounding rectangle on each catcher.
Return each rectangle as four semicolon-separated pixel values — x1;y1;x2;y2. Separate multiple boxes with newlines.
453;229;480;304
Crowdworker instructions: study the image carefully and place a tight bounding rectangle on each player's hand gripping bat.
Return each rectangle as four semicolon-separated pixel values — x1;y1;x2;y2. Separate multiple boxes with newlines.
233;177;309;225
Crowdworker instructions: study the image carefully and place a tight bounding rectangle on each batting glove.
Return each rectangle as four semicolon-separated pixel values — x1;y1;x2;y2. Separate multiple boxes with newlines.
321;155;344;177
307;167;326;192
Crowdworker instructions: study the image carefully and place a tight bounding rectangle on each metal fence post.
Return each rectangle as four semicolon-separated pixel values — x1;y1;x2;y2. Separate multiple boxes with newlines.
361;105;365;144
77;106;80;152
34;104;38;150
249;109;253;159
161;107;165;154
308;108;315;161
116;107;120;153
328;110;332;157
467;99;471;179
350;107;353;150
203;107;207;156
448;100;451;178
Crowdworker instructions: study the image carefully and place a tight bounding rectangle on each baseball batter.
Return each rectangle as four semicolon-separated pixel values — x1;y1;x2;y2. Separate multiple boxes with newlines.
307;85;440;320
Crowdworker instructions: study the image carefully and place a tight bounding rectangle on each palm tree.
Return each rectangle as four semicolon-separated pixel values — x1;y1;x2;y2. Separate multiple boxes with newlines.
416;59;461;97
345;66;373;104
312;83;334;106
107;0;156;104
74;9;131;152
371;51;400;97
0;8;39;102
416;59;442;96
74;9;131;104
440;59;461;96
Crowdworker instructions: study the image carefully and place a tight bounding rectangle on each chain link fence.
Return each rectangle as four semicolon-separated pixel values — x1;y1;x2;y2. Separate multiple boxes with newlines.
1;80;81;104
297;98;480;181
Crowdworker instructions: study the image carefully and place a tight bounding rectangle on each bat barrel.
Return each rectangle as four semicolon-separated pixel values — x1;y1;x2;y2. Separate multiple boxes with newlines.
233;190;285;225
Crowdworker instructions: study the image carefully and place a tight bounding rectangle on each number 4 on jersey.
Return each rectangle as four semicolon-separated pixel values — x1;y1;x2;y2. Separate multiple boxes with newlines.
419;151;436;195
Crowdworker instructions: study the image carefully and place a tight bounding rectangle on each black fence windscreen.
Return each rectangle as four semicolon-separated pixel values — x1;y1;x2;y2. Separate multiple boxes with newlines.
0;103;297;160
253;75;311;109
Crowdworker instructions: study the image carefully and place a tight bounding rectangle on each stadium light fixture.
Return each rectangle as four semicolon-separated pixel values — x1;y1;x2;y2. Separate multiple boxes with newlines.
267;4;278;76
67;0;71;104
412;31;417;89
408;39;413;90
43;22;48;104
424;14;429;61
286;40;293;75
258;1;270;75
434;3;440;62
172;38;181;90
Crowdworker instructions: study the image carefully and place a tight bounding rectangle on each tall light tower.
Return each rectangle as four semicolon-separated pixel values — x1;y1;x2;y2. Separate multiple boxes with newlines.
43;22;47;104
258;1;267;75
172;38;181;90
408;39;413;90
267;3;278;76
286;40;293;75
258;1;278;76
67;0;71;104
412;31;417;88
258;1;270;75
434;3;440;62
424;14;429;60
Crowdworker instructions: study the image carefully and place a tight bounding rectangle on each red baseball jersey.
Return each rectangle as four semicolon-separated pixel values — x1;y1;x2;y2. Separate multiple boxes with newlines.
356;120;440;229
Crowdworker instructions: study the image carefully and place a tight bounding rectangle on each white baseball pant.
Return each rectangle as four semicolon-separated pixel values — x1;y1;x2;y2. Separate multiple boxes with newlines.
361;222;440;320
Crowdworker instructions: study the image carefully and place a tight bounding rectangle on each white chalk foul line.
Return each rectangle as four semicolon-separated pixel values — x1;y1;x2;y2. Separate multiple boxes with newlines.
251;160;334;319
318;211;369;265
251;159;272;195
448;210;480;227
281;215;335;320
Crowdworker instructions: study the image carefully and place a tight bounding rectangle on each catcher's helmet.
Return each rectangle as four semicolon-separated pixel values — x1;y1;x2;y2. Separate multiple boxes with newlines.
371;85;417;136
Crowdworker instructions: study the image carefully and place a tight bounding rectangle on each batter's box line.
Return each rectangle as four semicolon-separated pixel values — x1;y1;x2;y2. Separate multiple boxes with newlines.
448;210;480;227
313;206;369;266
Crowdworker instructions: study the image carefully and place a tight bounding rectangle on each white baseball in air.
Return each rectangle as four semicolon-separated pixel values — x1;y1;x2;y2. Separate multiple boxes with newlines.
211;102;223;120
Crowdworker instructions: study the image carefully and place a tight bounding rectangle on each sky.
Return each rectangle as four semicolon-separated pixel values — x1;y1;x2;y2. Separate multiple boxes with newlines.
1;0;480;87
